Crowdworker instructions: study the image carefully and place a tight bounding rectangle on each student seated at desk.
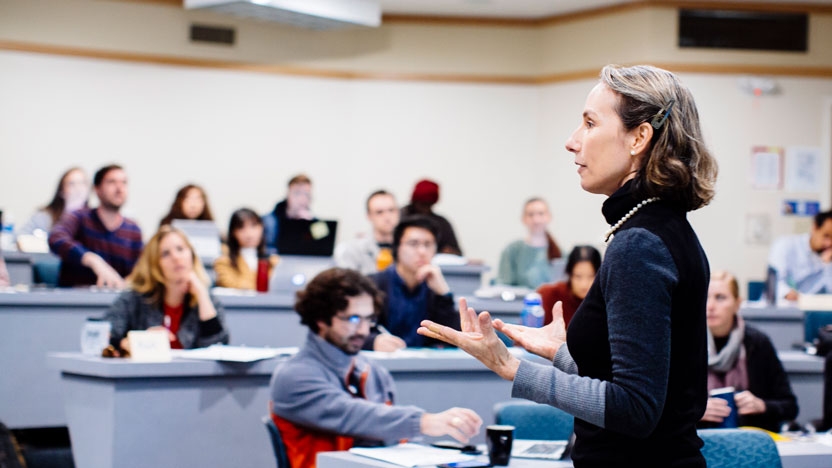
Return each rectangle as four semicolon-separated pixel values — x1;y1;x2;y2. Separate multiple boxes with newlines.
270;268;481;468
699;270;798;432
48;164;143;288
158;184;215;228
262;174;315;254
213;208;278;290
364;216;460;352
536;245;601;328
105;226;229;353
17;166;89;238
768;210;832;301
497;197;561;289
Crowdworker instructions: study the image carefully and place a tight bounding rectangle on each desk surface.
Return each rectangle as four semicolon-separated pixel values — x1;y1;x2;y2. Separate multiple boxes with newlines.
317;438;832;468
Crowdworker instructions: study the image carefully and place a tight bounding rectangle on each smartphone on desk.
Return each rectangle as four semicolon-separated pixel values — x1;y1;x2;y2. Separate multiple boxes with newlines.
437;461;492;468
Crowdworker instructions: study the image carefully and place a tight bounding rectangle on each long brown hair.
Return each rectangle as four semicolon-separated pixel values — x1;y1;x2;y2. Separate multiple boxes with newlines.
159;184;214;227
43;167;88;224
600;65;718;211
127;226;210;307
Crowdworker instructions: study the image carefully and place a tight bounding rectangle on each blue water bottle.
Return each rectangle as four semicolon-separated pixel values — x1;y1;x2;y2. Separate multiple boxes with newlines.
521;293;544;328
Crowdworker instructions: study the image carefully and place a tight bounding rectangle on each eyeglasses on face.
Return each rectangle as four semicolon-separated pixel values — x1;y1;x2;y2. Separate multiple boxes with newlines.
334;314;378;327
402;240;436;250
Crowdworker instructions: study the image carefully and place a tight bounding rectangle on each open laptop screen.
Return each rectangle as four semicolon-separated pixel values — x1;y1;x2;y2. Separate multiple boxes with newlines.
277;219;338;257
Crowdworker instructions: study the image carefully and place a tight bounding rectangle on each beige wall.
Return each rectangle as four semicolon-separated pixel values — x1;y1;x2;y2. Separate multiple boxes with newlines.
1;0;832;290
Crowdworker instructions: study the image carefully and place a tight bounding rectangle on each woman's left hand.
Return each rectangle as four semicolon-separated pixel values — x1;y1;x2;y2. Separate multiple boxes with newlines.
418;298;520;381
188;271;217;321
735;390;766;415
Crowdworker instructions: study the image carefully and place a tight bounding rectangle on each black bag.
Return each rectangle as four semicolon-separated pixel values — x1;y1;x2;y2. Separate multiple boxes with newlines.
816;324;832;358
0;421;26;468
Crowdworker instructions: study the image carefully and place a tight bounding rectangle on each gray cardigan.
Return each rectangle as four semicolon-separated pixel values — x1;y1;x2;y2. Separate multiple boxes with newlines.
105;289;229;349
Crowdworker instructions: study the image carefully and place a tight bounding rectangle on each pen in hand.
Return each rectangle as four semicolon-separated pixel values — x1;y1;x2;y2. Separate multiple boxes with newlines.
377;324;392;335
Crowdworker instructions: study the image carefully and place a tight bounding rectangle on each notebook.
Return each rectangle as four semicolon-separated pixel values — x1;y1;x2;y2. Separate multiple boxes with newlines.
511;439;568;460
171;219;222;262
268;255;334;292
277;219;338;257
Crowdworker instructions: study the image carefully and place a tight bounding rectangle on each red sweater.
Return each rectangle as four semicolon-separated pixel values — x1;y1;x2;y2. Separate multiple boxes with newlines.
536;281;583;328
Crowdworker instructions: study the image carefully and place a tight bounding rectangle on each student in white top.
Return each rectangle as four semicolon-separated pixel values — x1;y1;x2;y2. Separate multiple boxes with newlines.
768;210;832;301
334;190;399;275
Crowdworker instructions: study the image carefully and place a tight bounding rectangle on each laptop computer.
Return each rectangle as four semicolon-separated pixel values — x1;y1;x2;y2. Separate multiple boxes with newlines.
171;219;222;263
277;219;338;257
511;439;569;460
268;255;335;292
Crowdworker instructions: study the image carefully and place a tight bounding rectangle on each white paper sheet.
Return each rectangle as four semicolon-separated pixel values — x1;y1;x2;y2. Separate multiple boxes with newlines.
349;443;475;467
171;345;297;362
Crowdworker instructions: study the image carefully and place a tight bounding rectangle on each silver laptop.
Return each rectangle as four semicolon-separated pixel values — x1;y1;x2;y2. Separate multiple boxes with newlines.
171;219;222;263
268;255;334;292
511;440;568;460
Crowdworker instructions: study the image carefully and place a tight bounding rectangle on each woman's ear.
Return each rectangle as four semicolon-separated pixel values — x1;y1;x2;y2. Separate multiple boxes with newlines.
629;122;654;157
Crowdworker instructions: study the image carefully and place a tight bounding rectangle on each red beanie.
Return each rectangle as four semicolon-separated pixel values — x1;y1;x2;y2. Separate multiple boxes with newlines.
411;179;439;205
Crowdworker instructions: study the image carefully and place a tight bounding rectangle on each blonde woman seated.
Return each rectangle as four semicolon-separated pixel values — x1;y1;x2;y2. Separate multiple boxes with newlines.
105;225;229;353
496;198;561;289
699;270;798;432
214;208;279;290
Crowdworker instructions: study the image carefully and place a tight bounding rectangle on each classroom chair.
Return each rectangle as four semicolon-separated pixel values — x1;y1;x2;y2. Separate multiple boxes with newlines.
804;310;832;344
493;400;574;441
697;429;782;468
262;416;290;468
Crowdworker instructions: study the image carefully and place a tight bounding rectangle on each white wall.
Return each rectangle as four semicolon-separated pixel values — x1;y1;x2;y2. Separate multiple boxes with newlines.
2;50;832;289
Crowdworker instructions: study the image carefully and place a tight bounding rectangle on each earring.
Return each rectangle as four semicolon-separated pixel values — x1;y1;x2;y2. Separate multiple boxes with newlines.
630;150;636;156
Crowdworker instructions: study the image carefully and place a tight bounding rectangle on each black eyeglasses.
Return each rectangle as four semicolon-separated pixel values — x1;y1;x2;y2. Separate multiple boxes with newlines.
334;314;378;327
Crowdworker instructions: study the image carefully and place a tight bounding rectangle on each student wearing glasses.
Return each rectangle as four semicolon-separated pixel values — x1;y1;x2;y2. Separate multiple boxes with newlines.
363;216;460;352
269;268;481;468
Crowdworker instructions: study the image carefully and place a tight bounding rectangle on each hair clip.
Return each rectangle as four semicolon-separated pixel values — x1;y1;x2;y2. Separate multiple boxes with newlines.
650;99;675;130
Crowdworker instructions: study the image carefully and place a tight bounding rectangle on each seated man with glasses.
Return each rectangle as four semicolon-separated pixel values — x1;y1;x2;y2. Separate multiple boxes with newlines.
364;215;459;352
270;268;482;468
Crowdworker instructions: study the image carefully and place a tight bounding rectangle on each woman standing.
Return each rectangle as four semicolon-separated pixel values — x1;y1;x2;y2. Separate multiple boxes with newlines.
420;65;717;467
105;225;229;352
496;198;561;289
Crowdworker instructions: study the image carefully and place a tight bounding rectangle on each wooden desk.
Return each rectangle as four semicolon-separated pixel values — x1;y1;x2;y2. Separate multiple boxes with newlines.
50;350;531;467
50;353;281;468
779;351;826;426
317;440;832;468
0;289;304;429
740;302;804;351
440;264;490;297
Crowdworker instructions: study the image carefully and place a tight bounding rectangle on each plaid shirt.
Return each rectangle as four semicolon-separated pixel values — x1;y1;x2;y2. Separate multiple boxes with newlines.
49;208;143;286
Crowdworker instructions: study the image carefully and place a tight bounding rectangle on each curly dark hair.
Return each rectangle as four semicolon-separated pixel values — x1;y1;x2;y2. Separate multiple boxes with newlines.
295;268;384;333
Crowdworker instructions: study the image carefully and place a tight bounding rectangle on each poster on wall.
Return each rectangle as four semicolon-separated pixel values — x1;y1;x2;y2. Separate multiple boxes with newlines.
750;146;783;190
784;146;822;192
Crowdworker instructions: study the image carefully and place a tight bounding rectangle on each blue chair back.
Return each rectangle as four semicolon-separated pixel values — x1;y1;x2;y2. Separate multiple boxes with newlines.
698;429;782;468
805;310;832;343
493;400;573;441
262;415;291;468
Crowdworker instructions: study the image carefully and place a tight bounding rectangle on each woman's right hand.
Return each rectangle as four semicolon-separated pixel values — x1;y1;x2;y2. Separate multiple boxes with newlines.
418;298;520;381
493;301;567;361
700;397;732;423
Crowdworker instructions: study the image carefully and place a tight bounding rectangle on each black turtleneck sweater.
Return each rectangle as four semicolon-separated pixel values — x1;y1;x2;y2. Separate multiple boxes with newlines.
512;181;709;467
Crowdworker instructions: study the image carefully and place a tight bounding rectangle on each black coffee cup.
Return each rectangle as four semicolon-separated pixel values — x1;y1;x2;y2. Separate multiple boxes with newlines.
486;424;514;466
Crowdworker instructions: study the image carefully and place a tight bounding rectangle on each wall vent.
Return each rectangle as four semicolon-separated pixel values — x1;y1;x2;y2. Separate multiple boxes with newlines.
190;24;236;45
679;9;808;52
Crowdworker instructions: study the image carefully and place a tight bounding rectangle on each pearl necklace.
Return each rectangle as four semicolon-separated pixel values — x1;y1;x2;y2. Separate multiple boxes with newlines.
603;197;660;243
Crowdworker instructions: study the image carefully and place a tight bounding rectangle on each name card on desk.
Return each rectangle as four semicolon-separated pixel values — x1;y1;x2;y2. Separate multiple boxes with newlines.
128;330;172;362
798;294;832;311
